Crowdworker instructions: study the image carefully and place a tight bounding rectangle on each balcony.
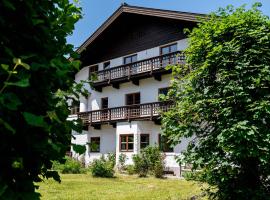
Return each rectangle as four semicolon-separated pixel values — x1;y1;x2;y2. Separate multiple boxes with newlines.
92;51;185;91
78;101;173;129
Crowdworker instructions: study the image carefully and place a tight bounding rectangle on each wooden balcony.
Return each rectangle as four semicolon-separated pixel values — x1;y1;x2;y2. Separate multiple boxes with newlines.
78;101;173;129
92;51;185;91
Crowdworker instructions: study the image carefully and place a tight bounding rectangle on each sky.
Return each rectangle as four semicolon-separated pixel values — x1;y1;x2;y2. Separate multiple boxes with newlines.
68;0;270;48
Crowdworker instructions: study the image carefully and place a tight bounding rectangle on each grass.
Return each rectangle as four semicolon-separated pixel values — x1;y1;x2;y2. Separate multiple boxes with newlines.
37;174;205;200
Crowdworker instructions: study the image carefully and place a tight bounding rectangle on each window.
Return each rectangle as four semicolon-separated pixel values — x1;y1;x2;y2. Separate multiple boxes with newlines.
101;97;108;109
140;134;150;149
158;87;170;100
160;43;177;55
90;137;100;152
120;135;134;152
126;93;140;105
103;61;110;70
159;134;173;152
101;97;108;120
89;65;98;78
124;54;137;64
70;101;80;115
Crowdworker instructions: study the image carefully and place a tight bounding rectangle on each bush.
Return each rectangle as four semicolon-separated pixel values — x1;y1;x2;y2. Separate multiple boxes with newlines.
132;154;148;177
89;155;115;178
107;152;116;168
132;146;165;178
118;153;127;171
52;156;86;174
153;160;164;178
126;165;136;175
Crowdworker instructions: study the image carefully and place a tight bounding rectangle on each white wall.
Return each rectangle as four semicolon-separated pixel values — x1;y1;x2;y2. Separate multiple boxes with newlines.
89;74;171;110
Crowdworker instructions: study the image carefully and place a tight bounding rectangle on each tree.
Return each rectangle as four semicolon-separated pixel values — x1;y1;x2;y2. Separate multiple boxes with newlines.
162;3;270;199
0;0;86;199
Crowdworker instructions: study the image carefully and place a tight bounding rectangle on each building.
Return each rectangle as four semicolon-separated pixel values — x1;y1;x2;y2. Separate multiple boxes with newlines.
70;4;204;176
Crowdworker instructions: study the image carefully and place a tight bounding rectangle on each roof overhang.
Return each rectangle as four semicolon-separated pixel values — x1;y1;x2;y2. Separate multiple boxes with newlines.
76;4;207;54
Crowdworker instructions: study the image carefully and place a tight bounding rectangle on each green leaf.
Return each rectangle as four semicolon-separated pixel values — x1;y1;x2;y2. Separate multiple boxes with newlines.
72;144;86;155
0;118;15;134
5;78;30;88
1;64;9;71
20;62;30;70
22;112;47;127
0;93;22;110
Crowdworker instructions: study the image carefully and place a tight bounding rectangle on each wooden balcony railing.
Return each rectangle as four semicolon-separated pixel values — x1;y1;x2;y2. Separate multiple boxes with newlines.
78;101;173;126
92;51;185;86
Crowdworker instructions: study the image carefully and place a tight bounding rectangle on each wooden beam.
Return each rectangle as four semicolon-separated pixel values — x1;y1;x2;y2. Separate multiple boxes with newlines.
110;122;116;128
92;124;101;130
94;87;102;92
112;83;120;89
154;74;162;81
131;79;139;86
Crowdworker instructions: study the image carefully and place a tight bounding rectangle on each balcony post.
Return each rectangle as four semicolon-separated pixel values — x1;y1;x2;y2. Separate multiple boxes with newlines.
150;103;153;120
90;112;92;125
128;65;131;80
108;70;111;84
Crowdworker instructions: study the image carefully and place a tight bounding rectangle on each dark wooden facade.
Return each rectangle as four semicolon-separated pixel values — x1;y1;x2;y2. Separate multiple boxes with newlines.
80;13;196;66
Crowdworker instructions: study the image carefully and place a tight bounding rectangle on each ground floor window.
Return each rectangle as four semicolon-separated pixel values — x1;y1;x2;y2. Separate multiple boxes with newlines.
120;134;134;152
159;134;173;152
140;134;150;149
90;137;100;152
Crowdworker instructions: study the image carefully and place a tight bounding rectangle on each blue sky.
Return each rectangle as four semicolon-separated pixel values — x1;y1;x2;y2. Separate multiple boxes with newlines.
68;0;270;48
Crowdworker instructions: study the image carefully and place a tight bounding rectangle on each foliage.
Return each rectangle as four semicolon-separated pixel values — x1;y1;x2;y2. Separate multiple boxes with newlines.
125;165;136;175
0;0;88;199
132;154;149;177
107;152;116;168
118;153;127;171
52;157;86;174
153;160;164;178
162;3;270;199
89;156;115;178
132;146;164;178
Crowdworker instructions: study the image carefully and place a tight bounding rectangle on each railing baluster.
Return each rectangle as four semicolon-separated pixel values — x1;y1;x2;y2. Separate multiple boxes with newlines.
78;101;173;126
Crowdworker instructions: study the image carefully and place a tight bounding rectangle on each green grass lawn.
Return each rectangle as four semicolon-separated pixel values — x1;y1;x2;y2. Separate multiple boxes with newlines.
37;174;204;200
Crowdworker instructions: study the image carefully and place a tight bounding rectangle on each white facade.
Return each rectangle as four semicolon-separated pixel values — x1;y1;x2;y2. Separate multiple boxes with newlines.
70;39;189;176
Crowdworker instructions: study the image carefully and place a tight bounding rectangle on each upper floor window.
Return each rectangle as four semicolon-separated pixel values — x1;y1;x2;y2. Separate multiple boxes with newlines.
158;87;170;100
103;61;110;70
89;65;98;79
126;92;140;105
70;101;80;115
101;97;108;109
124;54;137;65
160;43;177;55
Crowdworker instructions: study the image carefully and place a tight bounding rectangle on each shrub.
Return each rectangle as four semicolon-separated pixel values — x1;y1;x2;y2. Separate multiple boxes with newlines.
141;146;164;172
52;156;85;174
90;155;115;178
126;165;136;175
107;152;116;168
118;153;127;171
132;154;148;177
153;160;164;178
132;146;165;178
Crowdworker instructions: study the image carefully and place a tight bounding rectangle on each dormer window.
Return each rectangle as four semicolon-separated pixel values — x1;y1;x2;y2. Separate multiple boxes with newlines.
103;61;110;70
124;54;137;64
